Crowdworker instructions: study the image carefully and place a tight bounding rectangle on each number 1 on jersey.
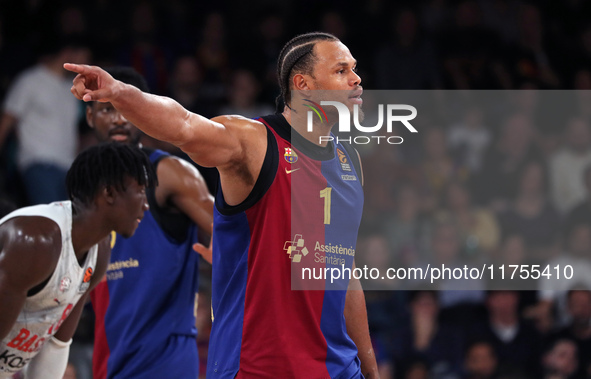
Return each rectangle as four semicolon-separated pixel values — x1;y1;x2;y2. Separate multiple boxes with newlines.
320;187;332;224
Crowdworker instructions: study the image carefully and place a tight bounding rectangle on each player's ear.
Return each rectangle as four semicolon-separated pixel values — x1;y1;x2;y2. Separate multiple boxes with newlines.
293;73;312;91
86;104;95;128
101;185;116;205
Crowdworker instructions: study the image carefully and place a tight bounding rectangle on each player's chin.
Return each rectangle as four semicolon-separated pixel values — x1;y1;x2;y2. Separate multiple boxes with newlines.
119;224;139;238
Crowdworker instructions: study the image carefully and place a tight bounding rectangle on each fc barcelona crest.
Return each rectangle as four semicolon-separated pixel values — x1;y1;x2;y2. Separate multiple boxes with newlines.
284;148;298;163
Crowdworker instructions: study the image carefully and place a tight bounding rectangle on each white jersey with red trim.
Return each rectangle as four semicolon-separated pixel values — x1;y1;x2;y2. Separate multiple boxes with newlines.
0;201;98;377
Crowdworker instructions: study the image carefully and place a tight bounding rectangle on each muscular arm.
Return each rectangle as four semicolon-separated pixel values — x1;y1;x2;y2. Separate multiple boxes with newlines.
154;156;214;262
345;264;379;379
65;64;255;168
0;217;61;342
65;64;267;205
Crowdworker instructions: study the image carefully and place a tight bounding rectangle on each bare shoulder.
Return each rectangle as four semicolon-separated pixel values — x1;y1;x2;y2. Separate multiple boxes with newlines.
154;155;210;200
211;115;268;160
180;114;267;169
208;115;270;205
0;216;62;289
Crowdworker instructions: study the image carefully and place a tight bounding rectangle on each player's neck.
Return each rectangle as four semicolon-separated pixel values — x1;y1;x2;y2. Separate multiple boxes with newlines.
70;202;109;263
282;107;335;147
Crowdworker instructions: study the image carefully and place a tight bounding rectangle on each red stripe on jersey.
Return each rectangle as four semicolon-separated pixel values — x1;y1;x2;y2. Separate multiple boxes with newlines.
236;122;330;377
90;281;111;379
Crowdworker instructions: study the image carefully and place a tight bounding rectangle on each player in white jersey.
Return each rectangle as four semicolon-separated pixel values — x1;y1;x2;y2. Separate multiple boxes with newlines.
0;143;156;379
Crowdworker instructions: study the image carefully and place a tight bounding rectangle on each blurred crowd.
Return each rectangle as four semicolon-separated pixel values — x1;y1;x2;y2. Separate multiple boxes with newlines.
1;0;591;378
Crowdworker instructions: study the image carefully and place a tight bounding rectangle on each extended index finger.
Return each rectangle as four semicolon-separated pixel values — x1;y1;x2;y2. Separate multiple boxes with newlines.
63;63;93;75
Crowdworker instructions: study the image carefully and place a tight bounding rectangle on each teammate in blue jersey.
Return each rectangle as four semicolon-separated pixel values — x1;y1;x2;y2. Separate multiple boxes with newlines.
85;67;214;379
66;32;379;378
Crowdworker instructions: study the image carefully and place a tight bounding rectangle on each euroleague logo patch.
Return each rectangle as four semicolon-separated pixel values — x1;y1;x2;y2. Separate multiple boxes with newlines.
78;267;93;293
337;149;351;172
83;267;93;283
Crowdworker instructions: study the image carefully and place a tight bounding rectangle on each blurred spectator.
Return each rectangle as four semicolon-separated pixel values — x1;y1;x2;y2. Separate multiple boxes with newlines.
545;1;591;43
477;0;521;45
541;339;579;379
549;117;591;214
493;234;527;268
0;16;34;102
390;290;465;379
470;291;541;375
489;235;542;305
572;70;591;120
219;69;273;118
57;6;87;37
195;12;230;109
475;113;540;211
362;144;415;227
463;340;499;379
565;165;591;238
502;4;562;88
250;12;286;106
572;25;591;82
420;0;452;35
382;184;429;266
402;359;430;379
419;127;470;211
0;37;89;205
499;161;561;255
439;0;507;89
374;8;440;90
118;2;171;94
85;1;128;64
320;11;348;41
437;180;500;256
554;290;591;377
168;55;219;118
357;234;397;290
369;290;410;379
537;224;591;329
447;106;491;171
425;221;485;309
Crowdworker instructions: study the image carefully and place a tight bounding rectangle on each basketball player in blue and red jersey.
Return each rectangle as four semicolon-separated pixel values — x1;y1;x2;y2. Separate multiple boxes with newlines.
65;32;379;378
85;67;214;379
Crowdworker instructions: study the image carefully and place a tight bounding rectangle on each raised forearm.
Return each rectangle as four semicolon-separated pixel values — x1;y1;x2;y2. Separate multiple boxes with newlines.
67;64;249;167
110;83;197;147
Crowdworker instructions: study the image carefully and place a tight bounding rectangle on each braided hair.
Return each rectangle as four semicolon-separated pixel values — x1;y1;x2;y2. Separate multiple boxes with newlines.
66;142;157;206
276;32;339;112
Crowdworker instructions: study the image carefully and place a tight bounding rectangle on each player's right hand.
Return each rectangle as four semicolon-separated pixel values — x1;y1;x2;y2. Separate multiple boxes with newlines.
64;63;119;103
193;223;213;264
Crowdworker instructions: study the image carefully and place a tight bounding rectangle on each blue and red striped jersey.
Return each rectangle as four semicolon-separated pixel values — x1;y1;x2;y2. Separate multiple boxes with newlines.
207;114;364;378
